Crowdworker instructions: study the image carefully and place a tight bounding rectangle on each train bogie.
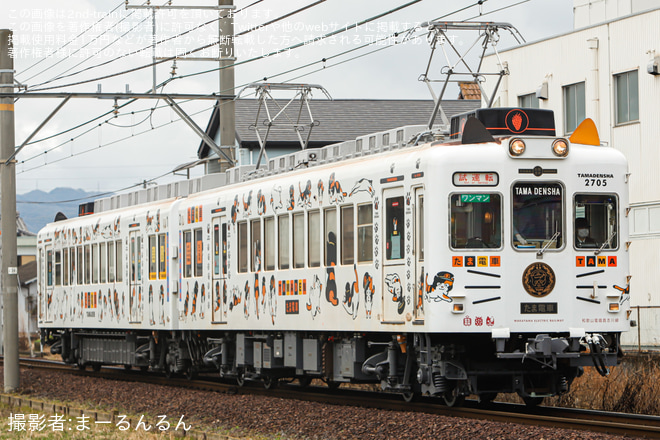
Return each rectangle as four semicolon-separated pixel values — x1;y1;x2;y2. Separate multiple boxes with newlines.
38;108;630;404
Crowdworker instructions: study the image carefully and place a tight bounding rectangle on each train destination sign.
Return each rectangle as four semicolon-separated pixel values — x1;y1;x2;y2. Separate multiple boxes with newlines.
514;185;561;196
460;194;490;203
453;172;498;186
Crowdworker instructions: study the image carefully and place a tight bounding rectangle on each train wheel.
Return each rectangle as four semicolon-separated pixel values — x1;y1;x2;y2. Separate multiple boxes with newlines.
442;387;465;407
402;391;417;403
91;363;102;372
522;396;544;407
263;376;278;390
124;364;132;371
76;363;86;371
236;369;246;387
164;362;173;379
185;367;197;381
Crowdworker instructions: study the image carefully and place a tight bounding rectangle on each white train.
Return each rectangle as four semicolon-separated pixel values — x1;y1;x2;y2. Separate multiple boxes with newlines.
38;107;630;405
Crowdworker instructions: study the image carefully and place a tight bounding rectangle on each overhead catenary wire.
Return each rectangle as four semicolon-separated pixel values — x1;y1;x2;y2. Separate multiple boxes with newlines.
28;0;268;90
17;1;126;81
16;0;532;200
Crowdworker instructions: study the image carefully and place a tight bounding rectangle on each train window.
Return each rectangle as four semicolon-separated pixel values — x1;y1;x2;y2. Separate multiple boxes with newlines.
116;240;123;282
357;203;373;263
264;217;276;271
308;210;321;268
70;247;76;285
278;215;290;270
46;249;53;287
108;242;115;283
84;245;91;284
195;228;203;277
238;222;248;273
417;196;424;261
77;247;84;285
184;230;193;277
54;251;61;286
158;234;167;280
130;237;137;282
293;212;304;269
251;220;261;272
574;194;618;250
512;183;563;250
100;242;106;283
386;196;405;260
63;247;69;286
324;208;337;266
137;236;142;281
149;235;157;280
213;224;221;276
341;205;354;265
92;244;99;284
451;193;502;249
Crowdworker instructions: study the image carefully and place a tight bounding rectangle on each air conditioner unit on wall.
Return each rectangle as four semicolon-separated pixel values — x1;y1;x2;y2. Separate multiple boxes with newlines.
648;56;660;75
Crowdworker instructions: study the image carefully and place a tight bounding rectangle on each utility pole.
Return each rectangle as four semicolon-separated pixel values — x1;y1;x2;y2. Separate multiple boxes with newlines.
0;29;19;392
218;0;236;172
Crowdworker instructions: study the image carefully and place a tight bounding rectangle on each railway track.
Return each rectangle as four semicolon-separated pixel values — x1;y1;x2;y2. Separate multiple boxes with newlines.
7;357;660;438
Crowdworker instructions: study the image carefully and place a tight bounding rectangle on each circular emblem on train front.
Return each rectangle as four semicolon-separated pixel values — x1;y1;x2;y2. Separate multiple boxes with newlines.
522;262;556;297
505;109;529;133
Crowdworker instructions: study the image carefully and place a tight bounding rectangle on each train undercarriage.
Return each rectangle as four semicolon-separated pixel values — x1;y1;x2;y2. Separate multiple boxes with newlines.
43;328;622;406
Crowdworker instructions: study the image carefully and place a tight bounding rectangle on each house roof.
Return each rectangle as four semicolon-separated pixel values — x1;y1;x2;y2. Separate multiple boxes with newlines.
198;99;481;159
18;260;37;286
458;82;482;100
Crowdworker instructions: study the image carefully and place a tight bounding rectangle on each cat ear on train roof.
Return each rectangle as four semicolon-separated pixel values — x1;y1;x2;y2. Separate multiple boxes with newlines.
461;116;495;145
569;118;600;146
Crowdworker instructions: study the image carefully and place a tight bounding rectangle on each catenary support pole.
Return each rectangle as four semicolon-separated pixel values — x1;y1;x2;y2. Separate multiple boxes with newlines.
218;0;236;172
0;29;20;392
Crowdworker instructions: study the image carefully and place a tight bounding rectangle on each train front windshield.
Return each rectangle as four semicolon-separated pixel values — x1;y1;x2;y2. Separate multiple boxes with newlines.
512;182;563;249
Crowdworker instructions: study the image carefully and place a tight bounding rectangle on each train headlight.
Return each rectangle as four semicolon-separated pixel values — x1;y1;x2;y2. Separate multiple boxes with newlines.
509;139;526;156
452;304;464;314
608;303;620;312
552;139;569;157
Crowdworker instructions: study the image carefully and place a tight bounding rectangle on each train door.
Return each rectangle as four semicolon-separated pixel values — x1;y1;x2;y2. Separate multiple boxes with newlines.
43;247;53;322
382;187;406;322
212;216;228;323
129;231;142;323
414;188;425;321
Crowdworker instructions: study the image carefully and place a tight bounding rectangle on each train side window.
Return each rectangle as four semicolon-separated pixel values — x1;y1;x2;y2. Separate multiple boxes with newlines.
574;194;618;250
149;235;157;280
238;222;248;273
63;247;69;286
512;183;563;250
116;239;123;282
213;224;221;276
251;220;261;272
341;205;354;265
264;217;276;271
54;250;61;286
108;242;115;283
357;203;373;263
324;208;337;266
195;228;203;277
278;215;290;270
385;196;404;260
46;249;53;287
451;193;502;249
136;236;142;281
417;196;424;261
84;245;91;284
92;244;99;284
293;212;304;269
77;246;84;285
158;234;167;280
184;230;193;277
100;242;106;283
308;210;320;268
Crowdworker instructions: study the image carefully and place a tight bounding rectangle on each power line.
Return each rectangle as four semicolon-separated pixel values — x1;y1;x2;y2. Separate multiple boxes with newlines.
17;1;126;80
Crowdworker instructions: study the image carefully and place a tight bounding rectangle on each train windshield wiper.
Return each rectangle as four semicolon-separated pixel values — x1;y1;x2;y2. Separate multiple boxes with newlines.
537;231;561;257
594;231;617;255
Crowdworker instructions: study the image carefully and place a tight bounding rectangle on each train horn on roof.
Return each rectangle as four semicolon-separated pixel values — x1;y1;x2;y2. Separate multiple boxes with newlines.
461;116;495;144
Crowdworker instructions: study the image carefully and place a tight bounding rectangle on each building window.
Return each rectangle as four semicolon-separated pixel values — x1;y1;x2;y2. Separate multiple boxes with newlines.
615;70;639;124
563;82;585;134
518;93;539;109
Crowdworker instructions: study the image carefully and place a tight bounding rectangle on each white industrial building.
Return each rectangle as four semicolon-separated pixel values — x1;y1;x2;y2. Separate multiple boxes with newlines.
482;0;660;348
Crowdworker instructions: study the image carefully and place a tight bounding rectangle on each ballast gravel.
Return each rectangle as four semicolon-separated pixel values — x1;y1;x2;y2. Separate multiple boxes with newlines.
7;367;637;440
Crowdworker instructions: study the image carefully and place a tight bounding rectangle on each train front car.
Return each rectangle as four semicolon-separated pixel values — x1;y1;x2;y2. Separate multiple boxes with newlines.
414;109;629;406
